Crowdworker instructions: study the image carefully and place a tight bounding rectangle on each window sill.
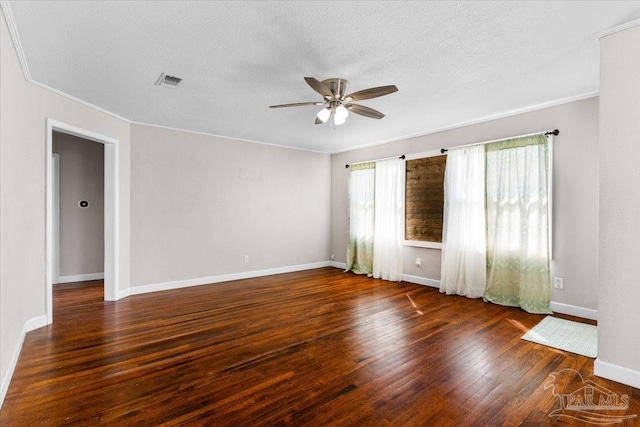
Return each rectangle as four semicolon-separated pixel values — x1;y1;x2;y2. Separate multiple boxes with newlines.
403;240;442;249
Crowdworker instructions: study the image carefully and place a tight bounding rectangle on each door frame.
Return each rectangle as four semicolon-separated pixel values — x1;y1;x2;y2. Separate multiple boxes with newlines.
46;119;120;324
52;153;60;285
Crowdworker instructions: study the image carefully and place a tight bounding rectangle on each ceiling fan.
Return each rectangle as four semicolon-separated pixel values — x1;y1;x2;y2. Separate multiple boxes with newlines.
269;77;398;126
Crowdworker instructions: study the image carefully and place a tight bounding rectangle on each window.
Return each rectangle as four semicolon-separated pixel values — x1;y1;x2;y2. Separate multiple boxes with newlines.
404;151;447;248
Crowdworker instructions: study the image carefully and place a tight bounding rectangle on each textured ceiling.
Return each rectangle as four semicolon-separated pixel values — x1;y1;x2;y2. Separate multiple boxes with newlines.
7;1;640;153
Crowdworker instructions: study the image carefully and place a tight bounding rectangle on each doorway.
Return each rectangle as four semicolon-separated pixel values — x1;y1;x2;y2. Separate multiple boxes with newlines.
52;134;105;286
46;119;120;324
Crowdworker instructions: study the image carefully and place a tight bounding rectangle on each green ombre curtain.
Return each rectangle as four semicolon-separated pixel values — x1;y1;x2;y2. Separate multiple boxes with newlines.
346;163;375;275
483;135;552;314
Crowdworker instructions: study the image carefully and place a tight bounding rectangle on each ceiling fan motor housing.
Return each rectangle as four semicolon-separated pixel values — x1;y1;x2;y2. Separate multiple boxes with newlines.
322;78;349;100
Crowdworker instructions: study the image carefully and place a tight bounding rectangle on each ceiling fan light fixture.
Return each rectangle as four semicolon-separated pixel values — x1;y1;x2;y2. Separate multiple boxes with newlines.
334;112;347;126
335;104;349;120
317;107;331;123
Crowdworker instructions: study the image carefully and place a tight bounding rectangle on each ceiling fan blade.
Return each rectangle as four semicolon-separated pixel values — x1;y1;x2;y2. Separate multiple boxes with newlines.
345;85;398;102
315;117;324;125
346;104;385;119
304;77;333;98
269;102;325;108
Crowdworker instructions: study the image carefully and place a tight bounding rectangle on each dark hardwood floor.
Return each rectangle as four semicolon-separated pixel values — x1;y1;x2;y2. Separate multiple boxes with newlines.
1;267;638;426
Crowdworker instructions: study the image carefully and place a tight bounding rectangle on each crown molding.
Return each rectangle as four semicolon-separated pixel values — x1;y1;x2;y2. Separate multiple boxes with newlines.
0;0;31;81
330;92;598;155
30;80;132;123
130;121;330;155
1;2;130;125
596;18;640;39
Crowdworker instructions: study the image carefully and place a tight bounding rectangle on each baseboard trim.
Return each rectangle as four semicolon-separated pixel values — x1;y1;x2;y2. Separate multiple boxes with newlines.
325;269;598;320
397;280;599;320
328;266;443;289
550;301;598;321
129;262;332;296
1;315;47;409
329;261;347;270
56;272;104;284
594;359;640;389
328;265;443;290
401;274;441;289
116;288;131;300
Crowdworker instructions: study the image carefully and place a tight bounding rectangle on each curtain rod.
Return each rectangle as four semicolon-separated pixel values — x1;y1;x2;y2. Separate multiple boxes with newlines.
345;154;405;169
440;129;559;154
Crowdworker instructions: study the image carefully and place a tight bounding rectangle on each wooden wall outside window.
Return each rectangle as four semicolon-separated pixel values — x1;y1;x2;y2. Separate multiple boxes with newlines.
405;155;447;242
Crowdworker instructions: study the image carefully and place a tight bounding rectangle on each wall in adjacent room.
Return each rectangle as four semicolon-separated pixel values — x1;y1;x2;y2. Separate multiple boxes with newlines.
130;124;331;288
53;132;105;279
331;96;599;312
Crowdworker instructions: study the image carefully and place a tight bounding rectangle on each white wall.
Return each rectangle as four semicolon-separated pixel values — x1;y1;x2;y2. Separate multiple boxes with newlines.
331;97;599;313
130;125;331;288
597;23;640;387
53;132;105;278
0;9;131;403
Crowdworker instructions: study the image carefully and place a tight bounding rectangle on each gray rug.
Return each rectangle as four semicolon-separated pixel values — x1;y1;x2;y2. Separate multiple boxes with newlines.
521;316;597;358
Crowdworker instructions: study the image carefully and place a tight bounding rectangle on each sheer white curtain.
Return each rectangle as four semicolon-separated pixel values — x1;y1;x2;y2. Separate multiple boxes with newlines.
440;145;486;298
483;135;551;314
372;158;405;281
346;163;375;275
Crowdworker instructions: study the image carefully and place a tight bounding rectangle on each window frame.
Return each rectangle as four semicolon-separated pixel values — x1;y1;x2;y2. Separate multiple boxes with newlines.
403;149;446;250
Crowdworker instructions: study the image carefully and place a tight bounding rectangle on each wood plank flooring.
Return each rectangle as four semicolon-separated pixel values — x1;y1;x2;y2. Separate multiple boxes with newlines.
1;267;639;426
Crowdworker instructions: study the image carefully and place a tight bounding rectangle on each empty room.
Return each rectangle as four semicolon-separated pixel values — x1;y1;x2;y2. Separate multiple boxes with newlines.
1;1;640;425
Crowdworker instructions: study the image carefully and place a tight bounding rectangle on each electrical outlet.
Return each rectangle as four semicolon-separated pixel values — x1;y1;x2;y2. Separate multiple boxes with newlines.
554;277;563;289
416;258;422;267
244;255;249;264
330;254;335;260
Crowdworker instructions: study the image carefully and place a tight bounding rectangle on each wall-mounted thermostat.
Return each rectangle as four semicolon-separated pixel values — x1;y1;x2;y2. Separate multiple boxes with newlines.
78;200;90;208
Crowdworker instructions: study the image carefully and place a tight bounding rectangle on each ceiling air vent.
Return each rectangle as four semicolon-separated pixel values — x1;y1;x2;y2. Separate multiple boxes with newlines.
155;73;182;88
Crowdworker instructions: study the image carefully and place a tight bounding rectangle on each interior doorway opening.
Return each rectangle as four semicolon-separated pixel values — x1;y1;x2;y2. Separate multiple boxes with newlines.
46;119;120;324
52;134;105;286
